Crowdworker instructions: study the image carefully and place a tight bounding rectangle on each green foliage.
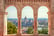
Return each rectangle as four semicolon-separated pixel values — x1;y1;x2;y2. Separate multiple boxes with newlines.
27;27;33;34
38;28;48;34
7;21;48;34
7;22;17;34
26;27;48;34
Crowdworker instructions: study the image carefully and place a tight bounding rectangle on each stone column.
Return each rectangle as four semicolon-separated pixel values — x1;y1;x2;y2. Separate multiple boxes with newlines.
47;12;51;35
17;16;21;36
0;12;5;36
33;7;38;36
33;10;36;35
50;0;54;36
4;12;8;36
34;16;37;34
50;12;54;36
17;9;21;36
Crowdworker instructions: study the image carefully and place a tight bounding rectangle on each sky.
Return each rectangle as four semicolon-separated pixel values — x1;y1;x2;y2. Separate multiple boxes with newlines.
22;6;33;18
38;6;48;18
5;6;17;18
5;6;49;18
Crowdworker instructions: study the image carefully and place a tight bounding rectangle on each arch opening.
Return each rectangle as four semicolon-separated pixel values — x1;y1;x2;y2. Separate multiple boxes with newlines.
5;6;18;34
21;6;34;34
37;6;49;34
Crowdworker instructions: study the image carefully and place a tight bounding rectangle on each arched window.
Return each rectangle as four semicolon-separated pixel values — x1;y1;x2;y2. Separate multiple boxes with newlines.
5;6;18;34
37;6;49;34
21;6;34;34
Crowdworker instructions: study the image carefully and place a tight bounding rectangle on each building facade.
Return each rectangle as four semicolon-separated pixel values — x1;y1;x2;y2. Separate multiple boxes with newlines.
0;0;54;36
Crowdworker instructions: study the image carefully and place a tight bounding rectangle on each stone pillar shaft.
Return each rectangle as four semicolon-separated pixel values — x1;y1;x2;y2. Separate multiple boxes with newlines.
4;12;8;36
17;9;21;36
18;17;21;33
47;12;51;35
0;12;7;36
34;8;38;35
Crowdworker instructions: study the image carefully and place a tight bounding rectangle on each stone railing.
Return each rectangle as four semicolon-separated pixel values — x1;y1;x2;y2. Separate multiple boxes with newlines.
7;34;49;36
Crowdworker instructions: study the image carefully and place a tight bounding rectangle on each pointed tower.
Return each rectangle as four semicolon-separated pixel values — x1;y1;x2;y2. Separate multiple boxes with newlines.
24;16;27;24
24;16;27;20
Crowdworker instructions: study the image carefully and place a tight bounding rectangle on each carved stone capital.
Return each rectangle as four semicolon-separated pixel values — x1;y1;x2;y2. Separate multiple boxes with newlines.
0;12;8;15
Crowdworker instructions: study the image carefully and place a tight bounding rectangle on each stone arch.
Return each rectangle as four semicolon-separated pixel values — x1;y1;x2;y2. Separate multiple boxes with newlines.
4;6;18;35
21;6;34;34
5;5;18;11
37;6;49;34
22;6;34;18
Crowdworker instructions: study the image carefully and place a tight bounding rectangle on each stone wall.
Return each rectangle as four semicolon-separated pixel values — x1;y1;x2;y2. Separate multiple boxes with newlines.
0;0;4;12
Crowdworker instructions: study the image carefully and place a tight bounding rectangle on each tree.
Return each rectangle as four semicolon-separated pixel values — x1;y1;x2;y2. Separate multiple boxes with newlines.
27;27;33;34
38;28;48;34
7;22;17;34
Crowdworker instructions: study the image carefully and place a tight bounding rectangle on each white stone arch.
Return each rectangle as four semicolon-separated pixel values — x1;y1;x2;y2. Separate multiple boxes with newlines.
21;6;34;34
38;6;49;18
4;6;18;35
22;6;34;18
37;6;49;34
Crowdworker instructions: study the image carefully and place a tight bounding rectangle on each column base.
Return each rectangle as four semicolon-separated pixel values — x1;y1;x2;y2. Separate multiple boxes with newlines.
17;33;21;36
33;34;38;36
33;31;38;36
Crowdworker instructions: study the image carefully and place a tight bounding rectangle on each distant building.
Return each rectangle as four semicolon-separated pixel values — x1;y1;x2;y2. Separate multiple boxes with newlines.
22;16;34;34
24;16;27;24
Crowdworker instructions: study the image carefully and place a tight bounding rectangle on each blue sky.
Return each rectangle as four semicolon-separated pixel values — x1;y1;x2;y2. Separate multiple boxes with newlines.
5;6;48;18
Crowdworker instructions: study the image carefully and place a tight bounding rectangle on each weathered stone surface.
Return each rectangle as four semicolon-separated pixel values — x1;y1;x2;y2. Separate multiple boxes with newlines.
0;15;4;36
51;0;54;12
